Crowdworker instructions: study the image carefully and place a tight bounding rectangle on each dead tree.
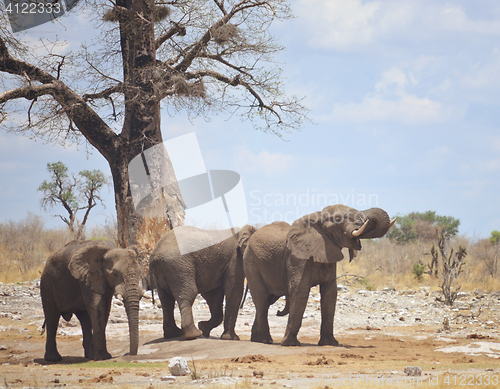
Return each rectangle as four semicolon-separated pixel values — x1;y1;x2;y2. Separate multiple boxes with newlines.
433;228;467;306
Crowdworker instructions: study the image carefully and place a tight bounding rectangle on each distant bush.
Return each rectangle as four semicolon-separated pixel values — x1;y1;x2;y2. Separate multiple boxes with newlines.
411;263;426;280
387;211;460;244
490;230;500;245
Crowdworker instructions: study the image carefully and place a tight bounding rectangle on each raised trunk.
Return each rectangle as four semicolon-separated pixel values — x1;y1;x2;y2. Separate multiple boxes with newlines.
358;208;392;239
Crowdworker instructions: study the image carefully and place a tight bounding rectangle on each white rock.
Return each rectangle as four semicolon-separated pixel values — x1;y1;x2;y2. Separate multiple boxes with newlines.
168;357;190;376
161;375;176;382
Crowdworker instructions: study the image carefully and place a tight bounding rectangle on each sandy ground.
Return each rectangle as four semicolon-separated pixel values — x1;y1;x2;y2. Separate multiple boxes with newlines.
1;281;500;388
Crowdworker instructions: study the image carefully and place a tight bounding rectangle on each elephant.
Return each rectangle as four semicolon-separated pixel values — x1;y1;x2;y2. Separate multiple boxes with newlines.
40;240;143;362
243;205;395;346
149;225;257;341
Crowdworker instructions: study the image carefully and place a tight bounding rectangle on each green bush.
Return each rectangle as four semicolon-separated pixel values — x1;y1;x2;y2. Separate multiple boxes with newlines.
411;263;427;280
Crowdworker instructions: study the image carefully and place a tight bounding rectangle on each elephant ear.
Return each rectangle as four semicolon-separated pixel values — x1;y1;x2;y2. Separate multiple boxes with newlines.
68;244;112;295
237;225;257;254
286;212;343;263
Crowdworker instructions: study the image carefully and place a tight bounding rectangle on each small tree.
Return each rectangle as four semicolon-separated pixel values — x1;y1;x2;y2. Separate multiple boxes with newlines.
38;162;109;240
432;229;467;306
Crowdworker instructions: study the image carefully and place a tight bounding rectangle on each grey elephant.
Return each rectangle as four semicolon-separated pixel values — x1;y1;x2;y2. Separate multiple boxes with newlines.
40;240;143;362
150;225;256;341
243;205;395;346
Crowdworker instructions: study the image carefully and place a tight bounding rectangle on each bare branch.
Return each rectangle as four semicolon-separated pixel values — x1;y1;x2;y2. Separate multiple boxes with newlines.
186;69;282;122
82;85;123;102
155;23;187;50
0;83;58;104
213;0;228;15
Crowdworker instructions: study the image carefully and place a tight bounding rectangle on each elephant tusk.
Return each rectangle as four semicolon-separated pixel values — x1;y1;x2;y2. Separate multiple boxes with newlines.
352;219;369;237
389;218;397;229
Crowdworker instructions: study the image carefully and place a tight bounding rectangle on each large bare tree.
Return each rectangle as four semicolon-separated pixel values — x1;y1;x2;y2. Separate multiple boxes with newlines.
0;0;307;246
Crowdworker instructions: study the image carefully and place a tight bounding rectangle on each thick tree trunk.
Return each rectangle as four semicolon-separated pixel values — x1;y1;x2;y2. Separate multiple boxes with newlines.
108;105;185;247
107;0;185;247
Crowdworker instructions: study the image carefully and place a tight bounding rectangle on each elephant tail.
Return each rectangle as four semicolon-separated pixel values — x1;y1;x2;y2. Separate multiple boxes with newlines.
149;270;155;305
240;283;249;309
276;296;290;316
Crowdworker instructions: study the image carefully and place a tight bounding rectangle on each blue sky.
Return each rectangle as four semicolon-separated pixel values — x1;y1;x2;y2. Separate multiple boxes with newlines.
1;0;499;238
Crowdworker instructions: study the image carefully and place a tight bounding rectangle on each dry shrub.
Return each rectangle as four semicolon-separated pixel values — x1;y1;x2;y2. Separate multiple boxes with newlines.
339;236;500;293
0;213;74;283
415;220;437;241
87;218;118;243
135;216;171;274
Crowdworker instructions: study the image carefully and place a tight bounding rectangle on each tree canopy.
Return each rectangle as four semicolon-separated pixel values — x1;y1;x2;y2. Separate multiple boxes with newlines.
387;211;460;244
0;1;308;246
38;161;109;240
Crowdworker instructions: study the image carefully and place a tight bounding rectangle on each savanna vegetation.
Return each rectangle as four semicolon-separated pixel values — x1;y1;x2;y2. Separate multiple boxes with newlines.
0;212;116;284
1;210;499;296
340;212;500;296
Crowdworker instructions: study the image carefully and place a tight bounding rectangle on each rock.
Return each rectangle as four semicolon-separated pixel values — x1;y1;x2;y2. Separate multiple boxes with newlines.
253;370;264;378
168;357;190;376
337;284;348;292
161;376;176;382
404;366;422;376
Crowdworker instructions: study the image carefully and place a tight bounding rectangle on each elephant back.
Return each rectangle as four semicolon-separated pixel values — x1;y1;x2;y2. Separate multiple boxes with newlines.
245;221;290;265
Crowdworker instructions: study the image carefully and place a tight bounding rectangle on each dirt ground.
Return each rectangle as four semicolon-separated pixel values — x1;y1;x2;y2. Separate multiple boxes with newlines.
1;282;499;388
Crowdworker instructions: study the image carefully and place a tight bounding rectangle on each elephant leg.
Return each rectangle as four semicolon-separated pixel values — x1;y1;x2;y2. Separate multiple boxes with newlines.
281;288;308;346
248;278;273;344
281;261;311;347
198;288;224;338
86;293;112;361
157;286;183;339
178;298;203;340
171;283;202;340
318;280;339;346
43;311;62;362
221;263;244;340
75;310;93;359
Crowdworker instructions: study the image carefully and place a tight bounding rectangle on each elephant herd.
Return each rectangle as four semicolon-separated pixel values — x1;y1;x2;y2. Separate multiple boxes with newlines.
40;205;394;361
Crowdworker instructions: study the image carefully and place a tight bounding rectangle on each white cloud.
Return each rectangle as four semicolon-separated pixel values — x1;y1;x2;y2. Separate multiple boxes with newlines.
459;49;500;91
295;0;500;51
329;93;456;124
325;63;464;124
375;67;410;96
295;0;381;50
235;148;293;178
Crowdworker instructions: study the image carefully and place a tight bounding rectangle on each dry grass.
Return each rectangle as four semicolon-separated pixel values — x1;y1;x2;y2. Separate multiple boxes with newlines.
0;213;116;284
339;237;500;293
1;214;499;294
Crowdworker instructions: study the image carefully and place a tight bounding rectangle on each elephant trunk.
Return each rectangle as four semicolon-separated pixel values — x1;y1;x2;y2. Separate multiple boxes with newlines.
357;208;394;239
122;276;142;356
